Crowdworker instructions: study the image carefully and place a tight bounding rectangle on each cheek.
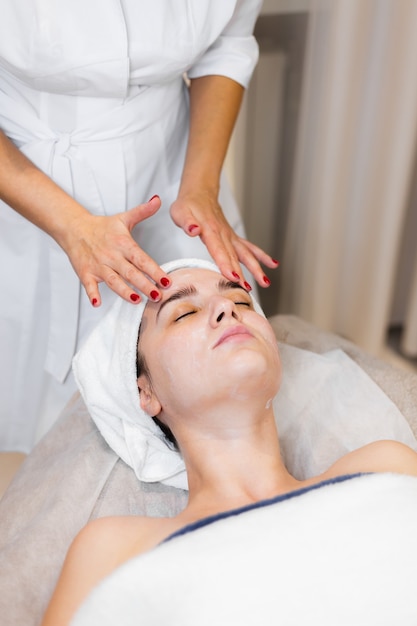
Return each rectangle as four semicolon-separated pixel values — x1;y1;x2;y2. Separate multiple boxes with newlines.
252;318;281;363
152;326;208;397
270;339;282;387
254;319;282;390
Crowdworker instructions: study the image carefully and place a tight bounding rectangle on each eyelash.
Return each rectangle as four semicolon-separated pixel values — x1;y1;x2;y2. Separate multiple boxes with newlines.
174;310;197;322
174;301;251;322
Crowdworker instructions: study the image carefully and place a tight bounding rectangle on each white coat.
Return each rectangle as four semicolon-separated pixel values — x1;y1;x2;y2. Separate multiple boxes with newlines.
0;0;262;451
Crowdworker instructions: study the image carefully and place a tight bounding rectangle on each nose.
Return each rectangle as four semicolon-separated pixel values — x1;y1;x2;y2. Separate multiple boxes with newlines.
209;296;240;326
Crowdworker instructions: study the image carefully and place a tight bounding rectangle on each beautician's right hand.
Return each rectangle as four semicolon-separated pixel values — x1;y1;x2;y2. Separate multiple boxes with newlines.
0;133;169;304
62;195;171;306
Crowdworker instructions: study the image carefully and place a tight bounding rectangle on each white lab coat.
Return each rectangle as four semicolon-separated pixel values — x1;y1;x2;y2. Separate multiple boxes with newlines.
0;0;262;451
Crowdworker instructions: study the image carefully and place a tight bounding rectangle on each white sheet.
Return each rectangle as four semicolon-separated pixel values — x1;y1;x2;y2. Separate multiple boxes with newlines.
276;344;417;478
71;472;417;626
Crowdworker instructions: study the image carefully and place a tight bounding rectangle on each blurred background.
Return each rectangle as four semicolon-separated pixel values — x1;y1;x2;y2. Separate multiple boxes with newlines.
226;0;417;371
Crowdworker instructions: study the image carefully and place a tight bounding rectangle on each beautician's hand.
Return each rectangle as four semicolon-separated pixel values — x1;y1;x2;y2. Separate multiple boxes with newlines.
170;190;279;288
0;132;169;305
63;195;171;306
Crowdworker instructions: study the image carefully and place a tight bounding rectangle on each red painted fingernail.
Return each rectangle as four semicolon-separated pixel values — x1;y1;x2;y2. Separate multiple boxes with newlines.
232;271;240;280
263;275;271;286
148;194;159;202
160;276;170;288
272;259;280;266
91;298;98;306
244;281;252;291
188;224;199;233
130;293;140;302
150;290;160;301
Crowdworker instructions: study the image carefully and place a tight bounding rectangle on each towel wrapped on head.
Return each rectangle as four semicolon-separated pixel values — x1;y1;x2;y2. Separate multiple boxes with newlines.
73;258;265;490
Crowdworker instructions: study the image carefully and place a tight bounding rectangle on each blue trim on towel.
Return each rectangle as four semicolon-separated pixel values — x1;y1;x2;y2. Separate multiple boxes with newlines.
164;473;366;544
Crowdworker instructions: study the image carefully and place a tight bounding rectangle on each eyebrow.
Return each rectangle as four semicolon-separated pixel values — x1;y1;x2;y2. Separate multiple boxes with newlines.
156;278;248;319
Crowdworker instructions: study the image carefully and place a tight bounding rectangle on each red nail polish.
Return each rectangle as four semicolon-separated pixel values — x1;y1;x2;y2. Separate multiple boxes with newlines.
92;298;98;306
244;281;252;291
232;271;240;280
150;290;159;301
148;194;159;202
263;275;271;286
272;259;280;266
188;224;199;233
130;293;140;302
160;277;170;288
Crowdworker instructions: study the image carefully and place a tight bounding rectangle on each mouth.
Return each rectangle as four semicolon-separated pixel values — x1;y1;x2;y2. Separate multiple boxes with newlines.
213;325;254;348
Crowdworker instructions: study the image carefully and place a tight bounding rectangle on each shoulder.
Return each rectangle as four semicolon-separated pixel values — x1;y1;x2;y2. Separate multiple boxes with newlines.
325;440;417;479
73;515;145;552
41;515;158;626
70;514;182;566
69;515;168;569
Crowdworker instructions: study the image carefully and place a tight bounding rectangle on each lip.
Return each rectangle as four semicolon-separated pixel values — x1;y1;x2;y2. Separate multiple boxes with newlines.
213;325;254;348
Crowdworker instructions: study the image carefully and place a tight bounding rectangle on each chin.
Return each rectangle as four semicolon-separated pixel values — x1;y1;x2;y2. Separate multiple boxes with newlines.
222;351;280;396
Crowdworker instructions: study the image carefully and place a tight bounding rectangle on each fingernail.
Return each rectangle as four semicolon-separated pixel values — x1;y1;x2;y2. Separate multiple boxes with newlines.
148;194;159;202
130;293;140;302
272;259;280;266
188;224;199;233
91;298;98;306
244;281;252;291
160;276;170;288
232;271;240;280
263;275;271;286
150;290;160;301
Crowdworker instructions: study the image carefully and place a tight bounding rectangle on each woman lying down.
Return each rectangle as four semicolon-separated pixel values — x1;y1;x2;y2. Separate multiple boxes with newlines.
42;259;417;626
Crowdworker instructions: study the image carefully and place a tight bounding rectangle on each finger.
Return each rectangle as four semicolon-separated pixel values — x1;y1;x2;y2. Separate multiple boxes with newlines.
122;195;162;231
100;266;146;304
173;210;201;237
120;243;172;291
241;239;280;269
83;277;102;308
199;227;245;284
201;227;277;289
186;222;200;237
232;239;277;288
170;200;202;237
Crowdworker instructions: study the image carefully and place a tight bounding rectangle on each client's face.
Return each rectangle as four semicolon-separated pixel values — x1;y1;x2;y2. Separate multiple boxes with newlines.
137;268;281;422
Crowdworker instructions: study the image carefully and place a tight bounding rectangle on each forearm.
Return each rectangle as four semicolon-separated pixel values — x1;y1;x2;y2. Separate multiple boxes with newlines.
179;75;244;196
0;129;90;250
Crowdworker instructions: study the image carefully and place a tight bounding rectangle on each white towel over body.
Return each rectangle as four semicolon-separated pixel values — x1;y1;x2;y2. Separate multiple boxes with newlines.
72;473;417;626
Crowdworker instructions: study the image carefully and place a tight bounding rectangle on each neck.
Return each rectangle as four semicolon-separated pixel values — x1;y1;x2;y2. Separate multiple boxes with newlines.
173;403;299;516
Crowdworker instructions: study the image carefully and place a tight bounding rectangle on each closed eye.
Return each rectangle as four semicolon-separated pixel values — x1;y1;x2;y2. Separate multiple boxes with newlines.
174;310;197;322
173;298;252;322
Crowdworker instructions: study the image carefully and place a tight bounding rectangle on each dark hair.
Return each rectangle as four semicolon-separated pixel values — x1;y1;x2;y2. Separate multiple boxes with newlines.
136;325;178;449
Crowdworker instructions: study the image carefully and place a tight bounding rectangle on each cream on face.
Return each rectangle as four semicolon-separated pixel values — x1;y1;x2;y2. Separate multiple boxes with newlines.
137;268;281;427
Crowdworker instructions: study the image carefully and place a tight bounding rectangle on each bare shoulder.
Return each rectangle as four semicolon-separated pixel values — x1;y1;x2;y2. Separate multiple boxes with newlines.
324;440;417;479
71;514;175;566
41;515;171;626
71;515;147;563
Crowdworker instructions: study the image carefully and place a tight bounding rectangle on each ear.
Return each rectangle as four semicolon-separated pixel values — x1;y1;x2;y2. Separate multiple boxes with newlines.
137;374;162;417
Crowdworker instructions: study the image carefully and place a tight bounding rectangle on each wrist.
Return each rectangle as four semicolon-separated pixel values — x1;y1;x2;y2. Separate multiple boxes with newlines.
178;175;220;200
52;202;93;253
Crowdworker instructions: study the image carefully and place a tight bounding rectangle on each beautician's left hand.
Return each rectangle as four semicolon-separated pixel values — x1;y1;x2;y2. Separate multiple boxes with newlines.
170;190;279;288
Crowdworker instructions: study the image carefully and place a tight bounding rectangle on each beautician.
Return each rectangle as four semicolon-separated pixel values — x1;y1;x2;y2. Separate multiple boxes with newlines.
0;1;278;452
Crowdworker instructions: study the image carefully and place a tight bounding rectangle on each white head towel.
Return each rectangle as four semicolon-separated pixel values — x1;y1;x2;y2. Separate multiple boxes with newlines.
73;258;265;490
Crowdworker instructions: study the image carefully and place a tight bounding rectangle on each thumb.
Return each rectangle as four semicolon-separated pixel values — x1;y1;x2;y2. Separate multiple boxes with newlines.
170;199;200;236
123;195;161;231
